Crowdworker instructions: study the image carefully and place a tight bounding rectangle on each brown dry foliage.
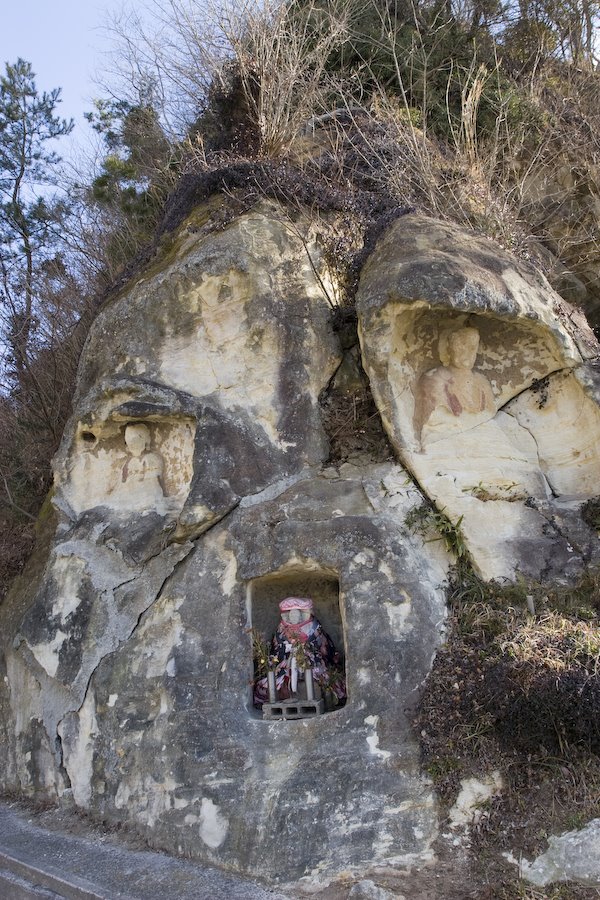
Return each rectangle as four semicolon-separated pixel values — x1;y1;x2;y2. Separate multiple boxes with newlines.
416;568;600;870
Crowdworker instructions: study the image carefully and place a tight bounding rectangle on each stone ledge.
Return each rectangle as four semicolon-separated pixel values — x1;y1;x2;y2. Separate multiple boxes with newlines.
0;866;64;899
0;848;105;899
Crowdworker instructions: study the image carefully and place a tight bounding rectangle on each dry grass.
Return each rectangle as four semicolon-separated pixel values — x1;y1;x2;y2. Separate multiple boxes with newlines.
417;566;600;831
502;613;600;674
320;379;394;465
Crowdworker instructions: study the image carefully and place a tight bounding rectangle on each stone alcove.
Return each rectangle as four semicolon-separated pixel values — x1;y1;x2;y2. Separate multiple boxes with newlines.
247;566;346;718
62;416;195;517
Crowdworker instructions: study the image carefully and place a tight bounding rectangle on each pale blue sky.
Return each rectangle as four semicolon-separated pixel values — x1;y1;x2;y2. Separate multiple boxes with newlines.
0;1;143;155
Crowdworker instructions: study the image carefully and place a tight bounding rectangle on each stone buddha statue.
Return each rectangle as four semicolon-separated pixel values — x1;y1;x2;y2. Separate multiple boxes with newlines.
114;423;166;510
414;326;496;446
253;597;346;708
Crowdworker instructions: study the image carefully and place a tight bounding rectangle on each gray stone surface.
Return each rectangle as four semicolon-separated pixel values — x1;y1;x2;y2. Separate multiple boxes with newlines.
519;818;600;887
4;201;600;884
0;203;448;882
0;803;287;899
0;869;64;900
348;879;400;899
81;465;446;880
356;213;598;360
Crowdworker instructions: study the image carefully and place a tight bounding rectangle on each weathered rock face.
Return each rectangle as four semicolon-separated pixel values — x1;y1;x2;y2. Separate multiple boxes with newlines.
1;204;599;881
357;214;600;580
0;203;449;882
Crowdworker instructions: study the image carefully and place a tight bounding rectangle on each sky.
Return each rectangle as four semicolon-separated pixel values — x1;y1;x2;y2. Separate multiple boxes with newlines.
0;0;145;160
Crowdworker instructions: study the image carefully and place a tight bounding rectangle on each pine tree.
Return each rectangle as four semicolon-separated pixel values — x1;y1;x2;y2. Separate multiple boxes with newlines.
0;59;73;381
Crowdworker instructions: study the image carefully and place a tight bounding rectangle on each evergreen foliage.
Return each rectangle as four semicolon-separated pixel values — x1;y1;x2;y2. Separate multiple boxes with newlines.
85;94;174;271
0;59;73;376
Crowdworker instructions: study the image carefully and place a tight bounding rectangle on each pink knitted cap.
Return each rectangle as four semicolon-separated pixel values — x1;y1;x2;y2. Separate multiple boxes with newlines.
279;597;313;612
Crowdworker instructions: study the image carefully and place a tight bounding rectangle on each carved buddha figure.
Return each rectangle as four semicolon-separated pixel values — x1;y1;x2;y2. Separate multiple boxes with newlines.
113;423;165;509
415;326;495;445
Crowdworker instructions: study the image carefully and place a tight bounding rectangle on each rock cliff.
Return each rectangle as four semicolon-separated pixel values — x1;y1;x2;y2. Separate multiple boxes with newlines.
1;200;599;882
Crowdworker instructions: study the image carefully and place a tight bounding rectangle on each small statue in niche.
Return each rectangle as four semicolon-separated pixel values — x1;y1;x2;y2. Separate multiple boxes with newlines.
253;597;346;708
414;325;495;446
111;423;166;509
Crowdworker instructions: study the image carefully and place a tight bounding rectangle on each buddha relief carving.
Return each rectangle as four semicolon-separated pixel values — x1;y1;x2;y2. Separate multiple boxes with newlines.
61;417;194;518
414;326;496;446
111;423;166;511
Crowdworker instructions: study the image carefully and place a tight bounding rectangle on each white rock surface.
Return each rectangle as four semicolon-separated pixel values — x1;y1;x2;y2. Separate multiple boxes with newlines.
357;214;600;580
348;879;400;899
0;203;449;882
449;772;503;828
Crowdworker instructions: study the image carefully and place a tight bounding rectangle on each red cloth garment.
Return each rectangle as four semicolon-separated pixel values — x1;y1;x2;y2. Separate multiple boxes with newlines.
278;596;313;612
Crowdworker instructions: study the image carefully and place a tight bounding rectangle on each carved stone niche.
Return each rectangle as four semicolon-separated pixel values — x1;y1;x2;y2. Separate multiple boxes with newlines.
377;307;570;453
247;566;346;719
62;415;195;518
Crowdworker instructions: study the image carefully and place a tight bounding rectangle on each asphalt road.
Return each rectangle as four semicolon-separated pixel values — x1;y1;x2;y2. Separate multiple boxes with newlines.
0;803;289;900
